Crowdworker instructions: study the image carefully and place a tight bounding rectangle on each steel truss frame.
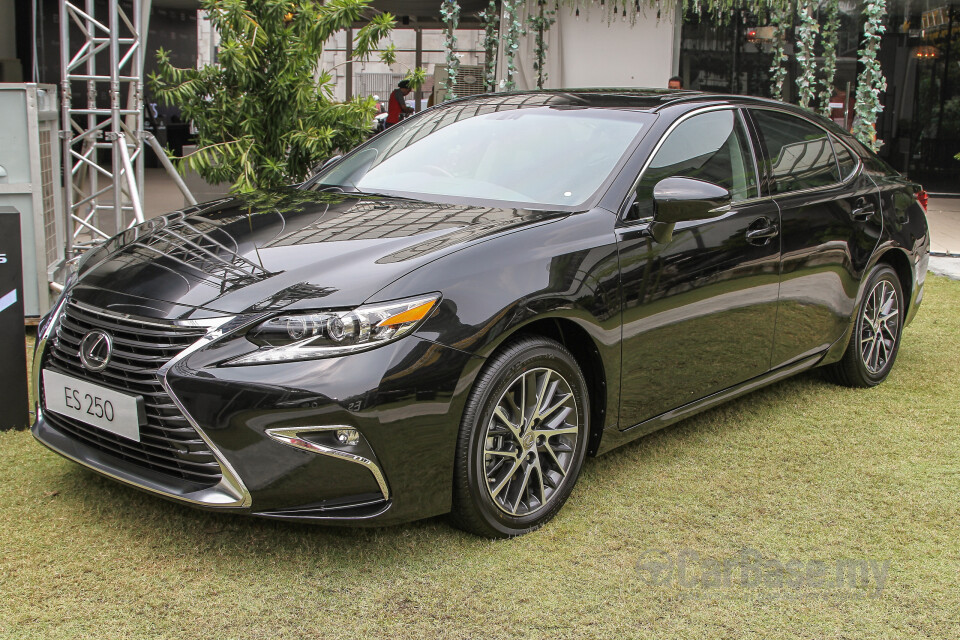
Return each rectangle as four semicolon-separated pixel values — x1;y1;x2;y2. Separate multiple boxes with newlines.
59;0;149;259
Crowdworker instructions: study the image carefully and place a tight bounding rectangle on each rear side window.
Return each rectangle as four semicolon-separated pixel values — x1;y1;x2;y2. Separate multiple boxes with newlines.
831;136;858;181
751;110;840;194
625;109;757;221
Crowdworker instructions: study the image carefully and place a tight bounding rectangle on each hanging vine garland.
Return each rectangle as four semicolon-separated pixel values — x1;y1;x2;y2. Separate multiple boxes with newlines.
794;0;819;111
854;0;887;152
440;0;461;101
555;0;790;25
768;2;789;101
818;0;839;117
479;0;500;92
528;0;558;89
500;0;525;90
483;0;854;106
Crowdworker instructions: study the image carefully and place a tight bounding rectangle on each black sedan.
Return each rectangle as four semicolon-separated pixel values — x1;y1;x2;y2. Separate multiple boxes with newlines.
32;90;930;537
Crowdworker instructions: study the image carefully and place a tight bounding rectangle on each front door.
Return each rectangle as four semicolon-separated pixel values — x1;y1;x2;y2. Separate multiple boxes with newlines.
617;108;781;429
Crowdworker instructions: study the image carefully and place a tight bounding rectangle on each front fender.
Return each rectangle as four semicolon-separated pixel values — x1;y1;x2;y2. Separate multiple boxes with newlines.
366;208;623;431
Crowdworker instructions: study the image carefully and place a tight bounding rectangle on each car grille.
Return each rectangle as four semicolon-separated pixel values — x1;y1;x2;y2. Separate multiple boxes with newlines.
41;300;223;487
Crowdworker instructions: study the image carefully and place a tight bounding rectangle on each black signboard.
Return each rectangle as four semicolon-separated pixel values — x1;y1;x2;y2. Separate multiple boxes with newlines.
0;207;30;430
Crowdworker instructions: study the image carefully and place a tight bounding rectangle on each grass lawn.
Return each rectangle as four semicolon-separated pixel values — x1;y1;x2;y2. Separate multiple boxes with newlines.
3;277;959;639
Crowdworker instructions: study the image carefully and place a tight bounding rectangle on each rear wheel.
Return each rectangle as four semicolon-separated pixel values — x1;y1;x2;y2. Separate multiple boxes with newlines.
827;264;904;388
451;336;589;538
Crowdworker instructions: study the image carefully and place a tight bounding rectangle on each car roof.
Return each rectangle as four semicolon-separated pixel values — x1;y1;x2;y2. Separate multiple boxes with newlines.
446;88;795;114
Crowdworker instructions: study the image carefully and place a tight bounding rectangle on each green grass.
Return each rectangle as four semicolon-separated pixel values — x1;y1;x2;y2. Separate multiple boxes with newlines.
3;278;959;639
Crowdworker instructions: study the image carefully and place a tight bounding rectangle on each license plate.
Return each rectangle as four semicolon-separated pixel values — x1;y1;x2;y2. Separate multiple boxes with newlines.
42;369;146;442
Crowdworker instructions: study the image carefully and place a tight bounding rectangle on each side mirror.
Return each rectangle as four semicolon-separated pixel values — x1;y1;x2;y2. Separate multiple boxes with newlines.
653;176;731;224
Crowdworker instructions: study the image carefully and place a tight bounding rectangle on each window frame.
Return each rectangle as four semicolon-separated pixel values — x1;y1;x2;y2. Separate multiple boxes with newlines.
617;106;761;225
745;106;863;199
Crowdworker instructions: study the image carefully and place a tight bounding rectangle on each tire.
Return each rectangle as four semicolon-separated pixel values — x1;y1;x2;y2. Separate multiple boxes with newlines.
827;264;904;388
450;336;590;538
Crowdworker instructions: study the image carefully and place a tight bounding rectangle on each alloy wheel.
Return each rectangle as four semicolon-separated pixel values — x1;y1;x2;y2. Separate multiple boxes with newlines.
859;278;900;375
481;367;579;517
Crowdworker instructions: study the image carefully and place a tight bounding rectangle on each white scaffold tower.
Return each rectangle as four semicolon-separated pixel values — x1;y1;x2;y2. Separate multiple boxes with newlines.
58;0;195;263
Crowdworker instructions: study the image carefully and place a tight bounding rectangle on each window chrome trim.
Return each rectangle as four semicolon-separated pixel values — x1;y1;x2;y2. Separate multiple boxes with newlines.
745;104;864;198
264;426;390;501
738;108;762;196
618;105;758;223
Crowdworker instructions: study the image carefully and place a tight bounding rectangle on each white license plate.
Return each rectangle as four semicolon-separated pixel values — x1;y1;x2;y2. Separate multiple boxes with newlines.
42;369;146;442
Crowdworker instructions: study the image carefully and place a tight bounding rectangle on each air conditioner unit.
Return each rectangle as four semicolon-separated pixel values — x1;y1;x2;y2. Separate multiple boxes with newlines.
0;84;64;318
432;64;487;103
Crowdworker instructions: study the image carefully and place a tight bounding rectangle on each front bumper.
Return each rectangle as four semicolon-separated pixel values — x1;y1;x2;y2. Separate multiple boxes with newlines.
32;302;482;525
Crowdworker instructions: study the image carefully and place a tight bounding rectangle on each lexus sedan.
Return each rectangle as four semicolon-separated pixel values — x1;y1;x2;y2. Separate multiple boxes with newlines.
33;90;930;537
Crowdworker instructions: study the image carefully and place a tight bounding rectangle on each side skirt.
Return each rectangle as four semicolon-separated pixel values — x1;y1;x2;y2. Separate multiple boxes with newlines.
595;353;824;456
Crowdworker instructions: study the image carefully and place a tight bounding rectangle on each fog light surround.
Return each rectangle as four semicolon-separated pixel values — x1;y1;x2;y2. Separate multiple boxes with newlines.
263;425;389;500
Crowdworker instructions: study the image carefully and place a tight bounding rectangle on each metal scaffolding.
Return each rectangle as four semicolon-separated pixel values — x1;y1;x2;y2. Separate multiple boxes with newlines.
59;0;148;259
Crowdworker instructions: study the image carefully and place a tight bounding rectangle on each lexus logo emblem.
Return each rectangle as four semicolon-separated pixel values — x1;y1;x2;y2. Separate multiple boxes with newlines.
79;330;113;372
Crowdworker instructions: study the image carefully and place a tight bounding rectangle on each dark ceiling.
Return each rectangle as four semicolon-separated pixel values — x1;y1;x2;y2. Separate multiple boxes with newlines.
151;0;496;27
369;1;494;25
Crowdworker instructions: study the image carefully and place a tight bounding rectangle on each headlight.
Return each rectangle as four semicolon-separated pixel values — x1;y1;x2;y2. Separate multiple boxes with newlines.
228;294;440;365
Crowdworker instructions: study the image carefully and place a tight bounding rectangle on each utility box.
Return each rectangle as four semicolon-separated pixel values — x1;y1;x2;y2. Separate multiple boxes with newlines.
0;84;64;319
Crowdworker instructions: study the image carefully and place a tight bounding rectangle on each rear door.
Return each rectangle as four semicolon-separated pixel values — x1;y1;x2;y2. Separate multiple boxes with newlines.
616;107;781;429
747;108;882;368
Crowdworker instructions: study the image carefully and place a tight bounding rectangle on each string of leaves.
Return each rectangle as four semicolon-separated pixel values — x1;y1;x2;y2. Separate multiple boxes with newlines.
440;0;461;100
479;1;500;91
150;0;394;193
818;0;838;117
528;0;558;89
853;0;887;152
559;0;790;24
794;0;818;111
768;2;789;101
500;0;525;90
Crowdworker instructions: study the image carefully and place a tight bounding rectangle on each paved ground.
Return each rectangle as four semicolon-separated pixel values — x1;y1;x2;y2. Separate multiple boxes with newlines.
926;197;960;255
928;256;960;280
143;168;186;219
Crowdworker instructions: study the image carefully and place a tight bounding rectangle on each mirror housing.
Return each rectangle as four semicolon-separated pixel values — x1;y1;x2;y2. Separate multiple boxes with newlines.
652;177;731;224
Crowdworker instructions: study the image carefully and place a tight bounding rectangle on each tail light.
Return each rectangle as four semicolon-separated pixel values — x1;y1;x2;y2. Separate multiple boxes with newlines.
917;189;928;211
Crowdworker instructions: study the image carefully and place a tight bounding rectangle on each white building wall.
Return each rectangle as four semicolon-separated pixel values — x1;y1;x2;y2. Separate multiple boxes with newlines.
320;29;488;102
506;2;680;91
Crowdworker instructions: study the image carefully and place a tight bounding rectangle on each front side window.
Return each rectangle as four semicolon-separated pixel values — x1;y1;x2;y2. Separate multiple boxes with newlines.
625;109;757;221
310;101;651;209
751;109;840;194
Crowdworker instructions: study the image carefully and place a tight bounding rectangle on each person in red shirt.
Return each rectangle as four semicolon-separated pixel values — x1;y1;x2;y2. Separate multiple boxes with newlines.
385;80;414;128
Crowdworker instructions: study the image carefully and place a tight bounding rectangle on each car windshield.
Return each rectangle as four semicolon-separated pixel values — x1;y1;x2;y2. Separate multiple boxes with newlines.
308;102;651;209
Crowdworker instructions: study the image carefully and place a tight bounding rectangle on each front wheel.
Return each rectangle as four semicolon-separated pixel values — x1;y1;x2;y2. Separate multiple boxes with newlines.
451;336;589;538
827;264;904;388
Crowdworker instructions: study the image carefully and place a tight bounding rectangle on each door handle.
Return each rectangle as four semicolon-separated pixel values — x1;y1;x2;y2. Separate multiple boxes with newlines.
746;218;779;244
851;200;876;221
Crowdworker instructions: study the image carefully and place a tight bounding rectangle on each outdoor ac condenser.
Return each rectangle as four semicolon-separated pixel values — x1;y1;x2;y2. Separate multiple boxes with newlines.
0;84;64;319
432;64;487;102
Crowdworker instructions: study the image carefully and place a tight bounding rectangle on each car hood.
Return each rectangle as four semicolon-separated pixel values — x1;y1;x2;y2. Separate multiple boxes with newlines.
68;189;567;320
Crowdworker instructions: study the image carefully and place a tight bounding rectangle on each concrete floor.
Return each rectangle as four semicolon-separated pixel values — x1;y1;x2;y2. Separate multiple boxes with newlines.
143;168;186;219
926;197;960;256
143;167;230;219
